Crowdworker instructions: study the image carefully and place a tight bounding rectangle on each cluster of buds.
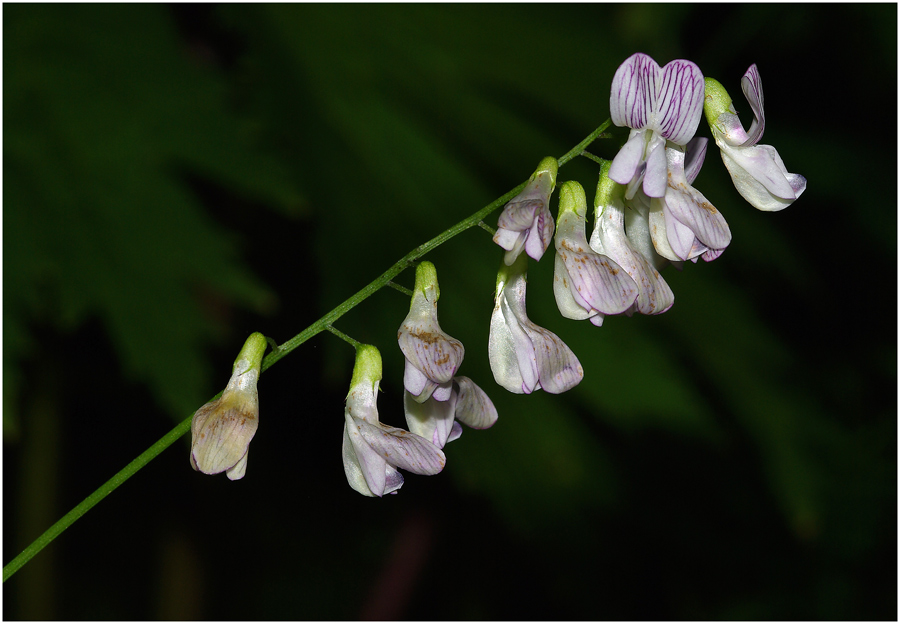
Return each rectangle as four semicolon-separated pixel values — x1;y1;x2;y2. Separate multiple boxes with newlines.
189;53;804;497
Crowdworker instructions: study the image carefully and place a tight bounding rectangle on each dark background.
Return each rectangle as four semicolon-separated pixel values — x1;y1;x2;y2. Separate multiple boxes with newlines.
4;3;896;620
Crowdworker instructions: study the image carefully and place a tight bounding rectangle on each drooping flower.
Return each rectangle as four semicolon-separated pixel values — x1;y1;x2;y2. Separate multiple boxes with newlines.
552;180;638;326
489;254;584;394
342;345;446;497
704;64;806;211
493;156;558;265
589;161;675;315
404;376;498;449
190;332;267;480
608;53;706;199
643;138;732;262
397;261;465;403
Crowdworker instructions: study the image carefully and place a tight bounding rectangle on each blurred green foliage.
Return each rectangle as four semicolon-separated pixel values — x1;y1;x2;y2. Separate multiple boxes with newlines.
4;3;896;620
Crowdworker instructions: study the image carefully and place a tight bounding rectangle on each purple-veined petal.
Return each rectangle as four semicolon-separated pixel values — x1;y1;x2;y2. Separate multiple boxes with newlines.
664;147;732;250
655;59;705;145
523;203;555;262
740;64;765;147
684;137;708;184
355;418;446;476
343;413;393;496
554;186;638;319
557;246;637;315
518;321;584;394
610;52;658;130
454;376;498;430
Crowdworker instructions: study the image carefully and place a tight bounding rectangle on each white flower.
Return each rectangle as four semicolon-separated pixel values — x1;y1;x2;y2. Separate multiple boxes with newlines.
608;53;706;200
489;255;583;394
342;345;446;497
493;157;558;265
704;64;806;211
397;261;464;403
552;180;638;326
190;332;266;481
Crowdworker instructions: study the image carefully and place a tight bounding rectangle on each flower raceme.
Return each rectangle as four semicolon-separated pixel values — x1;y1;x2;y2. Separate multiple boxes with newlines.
704;64;807;211
493;157;558;265
552;180;638;326
489;253;584;394
190;332;266;480
342;345;446;497
397;261;465;403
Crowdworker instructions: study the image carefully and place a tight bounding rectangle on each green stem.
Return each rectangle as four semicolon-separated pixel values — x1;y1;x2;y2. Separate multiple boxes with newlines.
2;120;612;583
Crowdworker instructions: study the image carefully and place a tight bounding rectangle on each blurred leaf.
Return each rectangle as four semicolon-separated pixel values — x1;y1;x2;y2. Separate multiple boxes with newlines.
4;4;303;423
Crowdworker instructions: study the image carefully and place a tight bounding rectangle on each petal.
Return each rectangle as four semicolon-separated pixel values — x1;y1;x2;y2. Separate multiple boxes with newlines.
343;413;386;496
519;321;584;394
190;401;258;477
719;142;805;210
454;376;499;430
397;292;465;392
356;419;447;476
497;198;542;232
740;64;765;146
590;199;674;316
523;204;554;262
664;148;732;249
642;133;668;198
683;137;708;185
225;451;248;481
655;59;705;145
403;359;433;400
552;252;594;321
610;52;658;130
404;390;457;448
558;246;637;316
608;129;647;186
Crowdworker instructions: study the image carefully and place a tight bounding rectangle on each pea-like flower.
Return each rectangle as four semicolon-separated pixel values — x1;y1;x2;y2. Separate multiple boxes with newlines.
489;254;584;394
589;162;675;315
190;332;266;480
404;376;498;449
342;345;446;497
608;53;705;199
397;261;464;403
704;64;806;211
552;180;638;326
493;156;558;265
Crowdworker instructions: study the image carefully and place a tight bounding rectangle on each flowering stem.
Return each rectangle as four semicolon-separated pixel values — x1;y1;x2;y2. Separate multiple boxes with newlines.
2;119;612;583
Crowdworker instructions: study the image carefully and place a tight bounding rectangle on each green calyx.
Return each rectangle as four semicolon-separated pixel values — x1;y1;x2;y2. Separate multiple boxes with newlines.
703;77;734;127
594;160;624;219
413;261;440;303
557;180;587;219
350;344;383;389
533;156;559;190
495;252;528;295
233;332;267;375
